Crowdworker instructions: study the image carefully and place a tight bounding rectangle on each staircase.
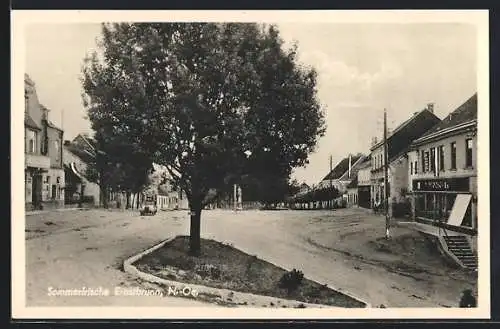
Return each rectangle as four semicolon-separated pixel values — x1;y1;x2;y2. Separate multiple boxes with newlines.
443;235;477;269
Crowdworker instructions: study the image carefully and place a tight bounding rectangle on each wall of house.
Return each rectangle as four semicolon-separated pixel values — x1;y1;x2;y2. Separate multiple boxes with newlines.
25;171;33;205
47;126;63;168
389;156;409;203
63;147;100;206
358;166;371;186
37;168;65;209
347;187;358;207
370;143;410;210
371;145;385;172
25;77;42;126
408;131;477;191
25;127;40;154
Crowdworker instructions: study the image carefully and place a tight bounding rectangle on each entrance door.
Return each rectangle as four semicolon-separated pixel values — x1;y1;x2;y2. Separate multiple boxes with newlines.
32;174;42;208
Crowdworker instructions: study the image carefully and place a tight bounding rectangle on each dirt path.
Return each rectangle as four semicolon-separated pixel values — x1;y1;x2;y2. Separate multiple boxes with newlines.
23;208;477;308
199;209;477;307
25;209;213;307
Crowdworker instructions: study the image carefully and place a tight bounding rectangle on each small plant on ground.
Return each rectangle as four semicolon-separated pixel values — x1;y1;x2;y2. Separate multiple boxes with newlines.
278;269;304;293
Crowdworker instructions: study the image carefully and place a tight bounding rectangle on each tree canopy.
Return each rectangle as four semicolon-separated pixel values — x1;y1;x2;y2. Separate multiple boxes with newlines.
81;23;326;254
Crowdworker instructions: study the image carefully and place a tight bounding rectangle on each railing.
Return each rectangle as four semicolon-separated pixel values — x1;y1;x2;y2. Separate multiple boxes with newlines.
415;216;477;236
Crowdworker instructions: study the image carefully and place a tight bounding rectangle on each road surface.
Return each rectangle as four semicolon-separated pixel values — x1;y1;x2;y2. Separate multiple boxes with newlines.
23;208;476;308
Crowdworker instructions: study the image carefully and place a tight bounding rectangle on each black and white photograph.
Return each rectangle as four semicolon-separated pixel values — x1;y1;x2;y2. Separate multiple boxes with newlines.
12;10;490;319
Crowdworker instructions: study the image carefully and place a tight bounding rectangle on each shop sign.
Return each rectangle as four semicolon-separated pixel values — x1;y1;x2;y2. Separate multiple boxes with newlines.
412;177;469;192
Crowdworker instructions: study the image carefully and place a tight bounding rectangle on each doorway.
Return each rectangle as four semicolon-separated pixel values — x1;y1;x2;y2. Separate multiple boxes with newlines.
31;173;43;209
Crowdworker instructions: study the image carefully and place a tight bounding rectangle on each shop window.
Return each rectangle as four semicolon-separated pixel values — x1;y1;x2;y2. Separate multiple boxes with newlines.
450;142;457;169
425;194;433;212
446;194;457;216
465;139;473;168
435;194;448;221
414;194;425;217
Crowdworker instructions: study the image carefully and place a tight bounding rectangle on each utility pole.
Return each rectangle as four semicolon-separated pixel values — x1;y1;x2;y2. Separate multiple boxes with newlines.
233;184;237;212
384;109;391;239
329;155;333;209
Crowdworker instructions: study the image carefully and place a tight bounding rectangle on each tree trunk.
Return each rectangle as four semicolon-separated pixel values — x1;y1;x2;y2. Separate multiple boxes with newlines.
189;199;202;256
100;185;108;209
126;191;131;209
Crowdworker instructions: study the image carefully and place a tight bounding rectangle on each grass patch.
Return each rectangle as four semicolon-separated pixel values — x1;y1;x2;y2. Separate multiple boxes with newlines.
134;236;365;308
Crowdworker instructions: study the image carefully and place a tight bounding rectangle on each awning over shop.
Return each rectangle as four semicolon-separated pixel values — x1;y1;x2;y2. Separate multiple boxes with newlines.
447;194;472;226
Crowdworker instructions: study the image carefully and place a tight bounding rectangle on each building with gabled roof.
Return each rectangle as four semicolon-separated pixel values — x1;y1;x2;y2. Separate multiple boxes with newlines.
406;94;477;253
370;103;441;214
25;74;65;210
403;93;478;269
317;153;367;208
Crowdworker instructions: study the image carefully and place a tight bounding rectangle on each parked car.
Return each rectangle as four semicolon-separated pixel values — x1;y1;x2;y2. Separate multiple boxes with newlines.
140;195;157;216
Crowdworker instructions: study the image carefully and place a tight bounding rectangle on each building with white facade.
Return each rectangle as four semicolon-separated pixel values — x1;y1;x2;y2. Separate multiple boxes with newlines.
25;74;65;210
408;94;477;233
369;104;441;216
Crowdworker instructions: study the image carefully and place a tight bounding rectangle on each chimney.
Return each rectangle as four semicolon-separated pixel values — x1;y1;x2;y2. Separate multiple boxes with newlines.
427;103;434;113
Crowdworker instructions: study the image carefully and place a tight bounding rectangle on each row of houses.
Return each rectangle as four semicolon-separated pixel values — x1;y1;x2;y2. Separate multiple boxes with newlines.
293;93;478;240
24;74;188;211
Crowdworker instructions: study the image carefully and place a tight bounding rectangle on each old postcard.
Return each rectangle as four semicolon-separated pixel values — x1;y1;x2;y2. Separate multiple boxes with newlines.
11;10;490;319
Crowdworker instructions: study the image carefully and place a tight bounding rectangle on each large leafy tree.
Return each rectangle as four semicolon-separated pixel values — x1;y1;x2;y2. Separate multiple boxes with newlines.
81;23;325;254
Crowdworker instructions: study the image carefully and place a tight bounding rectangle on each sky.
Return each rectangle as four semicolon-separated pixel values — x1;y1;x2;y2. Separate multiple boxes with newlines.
25;22;477;186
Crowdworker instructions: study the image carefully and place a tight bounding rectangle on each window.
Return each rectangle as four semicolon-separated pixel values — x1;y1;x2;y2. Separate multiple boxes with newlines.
52;185;56;199
414;161;418;174
421;150;425;172
430;147;436;173
424;151;430;172
438;145;445;171
27;130;36;153
450;142;457;169
410;162;413;175
466;139;473;167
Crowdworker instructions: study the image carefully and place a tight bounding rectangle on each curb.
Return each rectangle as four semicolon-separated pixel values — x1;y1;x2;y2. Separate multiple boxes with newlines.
123;236;371;308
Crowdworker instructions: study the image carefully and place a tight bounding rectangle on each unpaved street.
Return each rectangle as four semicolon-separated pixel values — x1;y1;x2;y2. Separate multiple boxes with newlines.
24;208;476;307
